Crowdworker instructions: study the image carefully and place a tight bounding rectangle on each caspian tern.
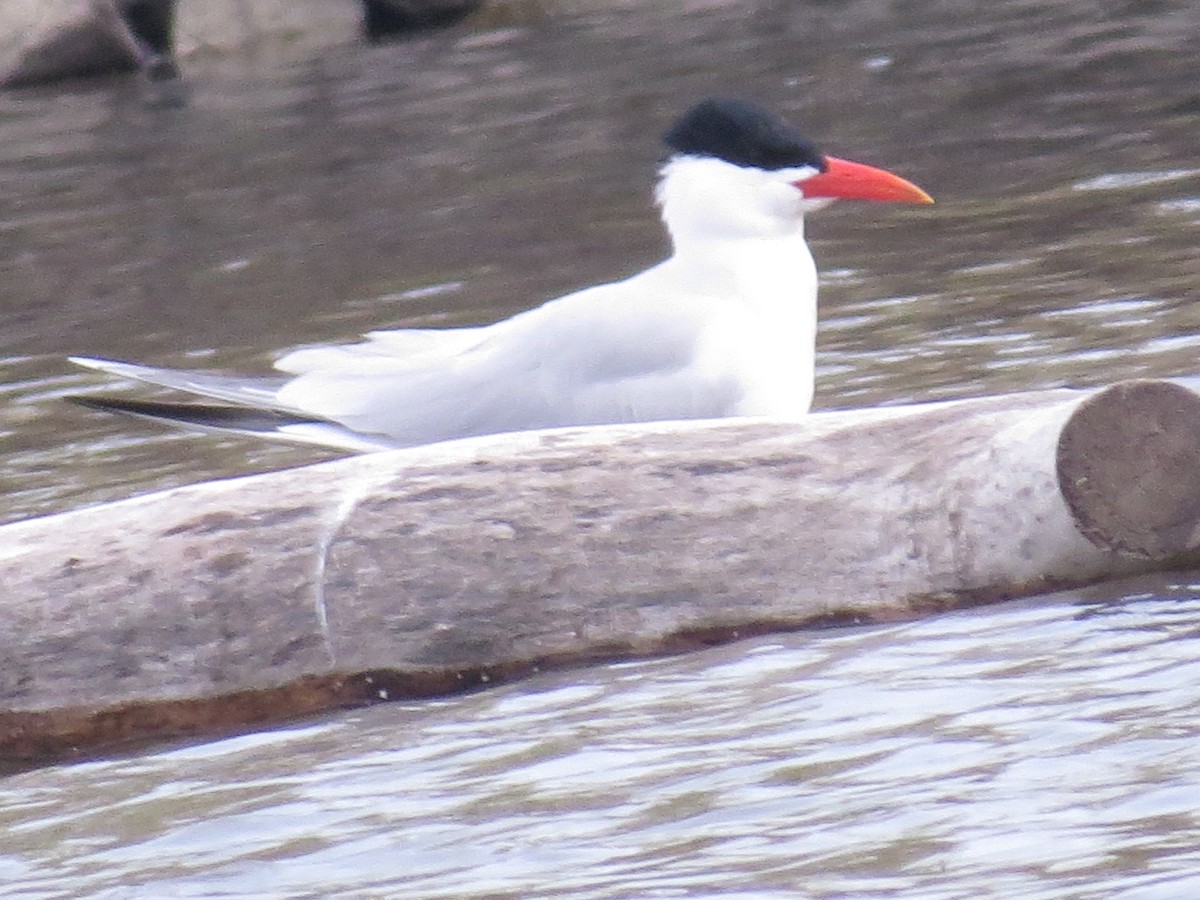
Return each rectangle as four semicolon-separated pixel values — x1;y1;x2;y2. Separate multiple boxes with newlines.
71;97;932;452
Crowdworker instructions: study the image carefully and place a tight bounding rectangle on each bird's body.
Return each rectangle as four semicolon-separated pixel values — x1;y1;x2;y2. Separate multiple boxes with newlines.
72;98;931;451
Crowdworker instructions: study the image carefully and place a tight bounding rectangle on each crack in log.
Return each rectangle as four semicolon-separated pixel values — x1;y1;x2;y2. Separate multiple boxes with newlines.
312;472;393;667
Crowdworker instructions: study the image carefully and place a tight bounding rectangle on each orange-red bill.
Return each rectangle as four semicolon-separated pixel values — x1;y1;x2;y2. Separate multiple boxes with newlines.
797;156;933;204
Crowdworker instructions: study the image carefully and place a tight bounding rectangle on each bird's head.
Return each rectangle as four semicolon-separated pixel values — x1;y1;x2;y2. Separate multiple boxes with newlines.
657;97;932;242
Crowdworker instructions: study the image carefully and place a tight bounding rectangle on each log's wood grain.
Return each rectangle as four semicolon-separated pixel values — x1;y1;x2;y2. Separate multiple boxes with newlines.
1057;380;1200;559
5;382;1200;764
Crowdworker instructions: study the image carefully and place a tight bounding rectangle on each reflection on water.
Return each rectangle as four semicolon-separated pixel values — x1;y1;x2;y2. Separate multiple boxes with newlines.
5;584;1200;897
3;0;1200;895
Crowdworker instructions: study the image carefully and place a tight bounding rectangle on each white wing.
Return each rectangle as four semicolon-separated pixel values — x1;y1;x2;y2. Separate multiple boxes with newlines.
274;326;490;374
271;268;751;447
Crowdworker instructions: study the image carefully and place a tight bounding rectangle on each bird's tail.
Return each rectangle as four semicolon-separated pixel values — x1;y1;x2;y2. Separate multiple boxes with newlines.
69;394;320;431
69;395;392;452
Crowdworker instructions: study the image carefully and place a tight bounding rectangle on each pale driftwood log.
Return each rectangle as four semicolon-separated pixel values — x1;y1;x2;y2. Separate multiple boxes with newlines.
4;380;1200;763
1057;380;1200;559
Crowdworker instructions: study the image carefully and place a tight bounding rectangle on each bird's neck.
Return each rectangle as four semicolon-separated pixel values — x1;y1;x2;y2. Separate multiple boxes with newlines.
654;155;819;310
664;229;819;315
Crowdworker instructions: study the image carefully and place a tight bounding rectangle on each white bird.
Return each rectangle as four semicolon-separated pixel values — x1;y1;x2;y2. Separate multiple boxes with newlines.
71;97;932;452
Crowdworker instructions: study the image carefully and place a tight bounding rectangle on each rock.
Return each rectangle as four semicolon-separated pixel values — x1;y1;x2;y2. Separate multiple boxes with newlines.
0;0;484;91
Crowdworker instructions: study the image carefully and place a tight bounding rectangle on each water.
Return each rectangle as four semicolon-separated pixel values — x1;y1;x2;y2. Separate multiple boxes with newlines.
3;0;1200;895
2;0;1199;524
5;584;1200;897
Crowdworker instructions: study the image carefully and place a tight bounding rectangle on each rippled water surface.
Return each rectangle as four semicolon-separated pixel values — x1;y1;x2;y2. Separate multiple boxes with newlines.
2;0;1199;522
3;0;1200;896
6;583;1200;897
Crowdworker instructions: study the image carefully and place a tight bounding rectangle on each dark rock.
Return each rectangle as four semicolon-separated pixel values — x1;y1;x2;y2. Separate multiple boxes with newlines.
1;1;178;89
363;0;483;40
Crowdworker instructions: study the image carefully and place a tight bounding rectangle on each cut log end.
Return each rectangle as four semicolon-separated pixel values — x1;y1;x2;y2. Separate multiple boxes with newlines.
1057;380;1200;559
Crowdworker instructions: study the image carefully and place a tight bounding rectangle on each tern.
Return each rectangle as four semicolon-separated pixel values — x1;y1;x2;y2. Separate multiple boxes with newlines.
71;97;932;452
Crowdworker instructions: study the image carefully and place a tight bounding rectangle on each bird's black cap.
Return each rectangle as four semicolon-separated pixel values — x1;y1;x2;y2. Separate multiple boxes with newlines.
662;98;826;172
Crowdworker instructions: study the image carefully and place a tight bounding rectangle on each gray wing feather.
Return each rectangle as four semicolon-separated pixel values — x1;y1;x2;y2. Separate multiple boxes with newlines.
69;357;298;413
